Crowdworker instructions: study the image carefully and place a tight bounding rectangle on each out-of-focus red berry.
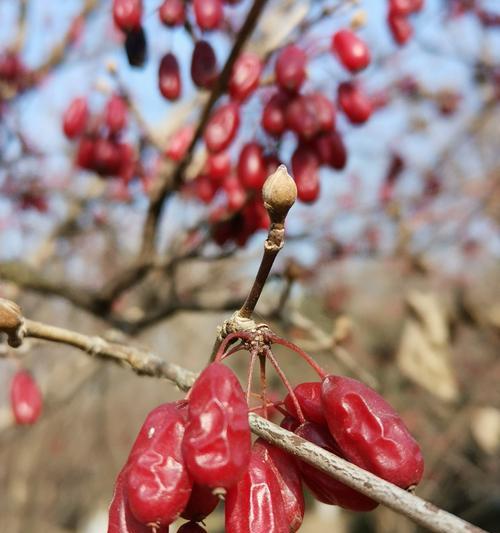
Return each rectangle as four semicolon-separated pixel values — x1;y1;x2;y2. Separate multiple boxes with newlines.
113;0;142;31
63;97;88;139
332;29;371;72
105;94;128;134
193;0;223;30
159;52;182;101
165;124;195;161
204;102;240;153
275;45;307;92
191;40;218;89
159;0;186;26
338;81;373;124
10;370;42;425
229;52;263;102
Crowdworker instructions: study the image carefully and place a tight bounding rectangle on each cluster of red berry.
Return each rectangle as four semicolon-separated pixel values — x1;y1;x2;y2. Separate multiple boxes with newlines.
9;369;43;425
62;94;136;183
108;350;423;532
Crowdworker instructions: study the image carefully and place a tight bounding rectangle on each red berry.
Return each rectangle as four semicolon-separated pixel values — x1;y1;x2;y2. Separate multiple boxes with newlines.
191;40;218;89
75;137;96;169
388;12;414;45
229;52;263;102
206;151;231;183
223;175;246;211
10;370;42;425
159;52;182;101
113;0;142;31
254;439;305;532
310;92;336;132
261;91;290;136
126;402;192;526
291;145;320;203
280;415;300;432
225;447;289;533
285;95;321;140
237;142;266;189
295;421;379;511
177;523;207;533
264;154;282;176
180;483;219;522
389;0;424;16
332;29;371;72
338;81;372;124
193;174;218;204
313;130;348;170
182;363;251;489
118;143;136;183
204;102;240;153
193;0;223;30
105;94;128;134
284;382;326;425
0;51;25;82
159;0;186;26
275;45;307;92
165;124;195;161
321;375;425;488
63;97;88;139
93;138;122;175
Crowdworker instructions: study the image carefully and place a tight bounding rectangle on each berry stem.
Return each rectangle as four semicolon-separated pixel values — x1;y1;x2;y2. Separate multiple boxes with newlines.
259;353;268;419
246;349;258;404
214;332;250;362
269;334;327;379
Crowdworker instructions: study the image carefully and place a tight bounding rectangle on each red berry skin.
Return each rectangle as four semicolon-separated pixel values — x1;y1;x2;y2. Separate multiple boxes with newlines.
93;138;122;175
10;370;42;425
291;145;320;203
180;483;219;521
225;448;289;533
105;95;128;134
193;0;223;30
223;175;246;211
229;52;263;102
63;97;88;139
387;13;413;45
313;131;347;170
284;382;326;425
338;81;372;124
108;469;169;533
177;523;206;533
165;124;195;161
310;92;336;132
389;0;423;16
182;363;251;489
113;0;142;31
285;95;320;140
332;29;371;73
280;415;300;432
204;102;240;153
126;402;192;526
295;422;379;511
275;45;307;93
321;375;425;489
191;41;218;89
237;142;266;189
75;137;96;170
159;0;185;26
193;174;218;204
159;53;182;101
261;91;290;136
206;151;231;183
254;439;304;532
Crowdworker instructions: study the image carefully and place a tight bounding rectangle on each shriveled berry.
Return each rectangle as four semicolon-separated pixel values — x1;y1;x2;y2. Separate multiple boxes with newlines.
126;402;192;526
261;91;290;136
165;124;195;161
229;52;263;102
10;370;42;425
295;422;379;511
63;97;88;139
105;94;128;134
225;447;288;533
284;382;326;425
254;439;304;532
204;102;240;153
338;81;372;124
159;0;185;26
180;483;219;522
193;0;223;30
182;363;251;489
159;52;181;101
113;0;142;31
178;523;206;533
124;26;147;67
321;375;424;488
332;29;371;72
237;142;266;189
191;40;218;89
388;12;413;45
291;145;320;203
275;45;307;92
313;130;347;170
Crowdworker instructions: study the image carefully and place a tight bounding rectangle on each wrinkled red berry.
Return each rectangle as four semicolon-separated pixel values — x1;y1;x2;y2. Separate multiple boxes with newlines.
295;422;379;511
237;142;266;189
193;0;223;30
159;0;186;26
284;382;326;425
254;439;304;532
10;370;42;425
126;402;192;526
180;483;219;522
225;447;288;533
105;94;128;134
159;52;181;101
204;102;240;153
332;29;371;72
182;363;251;489
275;45;307;92
261;91;290;136
63;97;88;139
191;40;218;89
338;81;372;124
229;52;263;102
321;375;424;488
292;145;320;203
388;12;413;45
113;0;142;31
165;124;195;161
313;130;347;170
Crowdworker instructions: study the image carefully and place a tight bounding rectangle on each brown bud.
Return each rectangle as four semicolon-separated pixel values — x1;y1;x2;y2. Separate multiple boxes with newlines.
262;164;297;222
0;298;24;347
